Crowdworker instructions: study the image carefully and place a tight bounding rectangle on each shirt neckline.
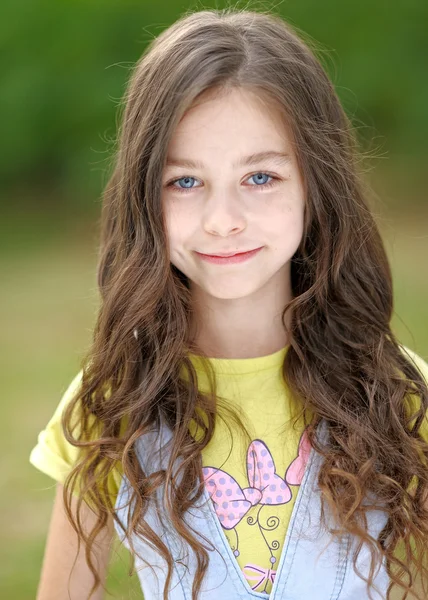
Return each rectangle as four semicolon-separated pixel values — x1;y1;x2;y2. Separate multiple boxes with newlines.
187;344;290;375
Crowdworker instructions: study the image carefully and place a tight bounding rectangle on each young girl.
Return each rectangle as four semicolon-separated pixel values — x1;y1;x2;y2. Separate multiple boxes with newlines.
29;7;428;600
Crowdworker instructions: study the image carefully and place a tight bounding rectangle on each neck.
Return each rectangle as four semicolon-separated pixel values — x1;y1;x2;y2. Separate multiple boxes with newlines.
188;282;292;360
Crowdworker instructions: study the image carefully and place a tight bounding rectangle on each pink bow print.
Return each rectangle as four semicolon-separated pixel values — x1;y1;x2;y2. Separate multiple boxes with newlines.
243;563;276;590
285;427;312;485
202;429;310;530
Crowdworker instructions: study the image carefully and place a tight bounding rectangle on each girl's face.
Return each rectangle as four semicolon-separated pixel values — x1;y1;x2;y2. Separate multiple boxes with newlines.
161;87;306;302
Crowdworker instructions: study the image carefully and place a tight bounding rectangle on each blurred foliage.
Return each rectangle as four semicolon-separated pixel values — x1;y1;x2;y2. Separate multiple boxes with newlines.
1;0;427;214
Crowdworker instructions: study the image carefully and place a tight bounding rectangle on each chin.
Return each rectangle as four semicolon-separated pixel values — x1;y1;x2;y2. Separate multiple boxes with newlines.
203;282;262;301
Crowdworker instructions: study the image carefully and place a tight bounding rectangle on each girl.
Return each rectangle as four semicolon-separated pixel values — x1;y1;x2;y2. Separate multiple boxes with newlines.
30;7;428;600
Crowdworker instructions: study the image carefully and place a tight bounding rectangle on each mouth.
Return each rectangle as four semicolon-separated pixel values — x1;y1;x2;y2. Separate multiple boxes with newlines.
198;247;264;258
194;246;264;264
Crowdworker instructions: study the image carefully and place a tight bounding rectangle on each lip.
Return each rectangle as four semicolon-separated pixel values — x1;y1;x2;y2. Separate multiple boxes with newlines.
194;246;264;265
203;250;254;257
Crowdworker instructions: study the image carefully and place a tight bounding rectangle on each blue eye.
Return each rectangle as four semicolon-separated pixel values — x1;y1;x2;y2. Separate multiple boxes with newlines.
167;172;279;193
171;176;199;191
248;173;272;186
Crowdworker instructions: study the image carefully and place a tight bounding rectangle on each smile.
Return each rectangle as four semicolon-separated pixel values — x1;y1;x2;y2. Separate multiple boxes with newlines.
194;247;264;265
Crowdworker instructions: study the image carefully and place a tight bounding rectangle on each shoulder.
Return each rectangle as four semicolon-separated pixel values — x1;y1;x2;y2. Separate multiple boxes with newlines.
399;344;428;440
29;370;123;500
50;369;85;423
29;370;85;478
399;344;428;382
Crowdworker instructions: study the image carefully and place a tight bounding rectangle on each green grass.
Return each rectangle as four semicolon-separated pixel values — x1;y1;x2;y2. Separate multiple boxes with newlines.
1;204;427;599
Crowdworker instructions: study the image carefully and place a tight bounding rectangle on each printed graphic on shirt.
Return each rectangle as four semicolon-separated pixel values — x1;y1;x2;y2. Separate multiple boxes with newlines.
203;427;311;593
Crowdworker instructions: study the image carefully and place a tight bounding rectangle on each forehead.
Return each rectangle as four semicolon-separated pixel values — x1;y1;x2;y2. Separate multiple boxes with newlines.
168;86;295;154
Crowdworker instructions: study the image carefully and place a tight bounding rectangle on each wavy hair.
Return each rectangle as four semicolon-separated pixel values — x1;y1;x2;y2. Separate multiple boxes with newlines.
62;6;428;600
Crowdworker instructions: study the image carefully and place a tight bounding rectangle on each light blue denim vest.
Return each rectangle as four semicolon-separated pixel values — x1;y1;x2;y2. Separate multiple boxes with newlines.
114;417;390;599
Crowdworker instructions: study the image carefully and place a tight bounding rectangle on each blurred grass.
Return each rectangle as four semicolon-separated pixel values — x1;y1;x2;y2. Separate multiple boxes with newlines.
1;190;427;598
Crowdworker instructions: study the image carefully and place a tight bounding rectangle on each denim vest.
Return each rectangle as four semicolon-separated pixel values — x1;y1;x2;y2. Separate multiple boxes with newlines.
114;417;390;599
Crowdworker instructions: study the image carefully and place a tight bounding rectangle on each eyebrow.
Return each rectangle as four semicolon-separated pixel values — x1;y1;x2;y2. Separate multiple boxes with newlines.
165;150;292;170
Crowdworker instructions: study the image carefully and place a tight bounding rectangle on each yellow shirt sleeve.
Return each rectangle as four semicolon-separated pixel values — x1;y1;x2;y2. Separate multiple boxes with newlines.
29;370;123;503
400;345;428;443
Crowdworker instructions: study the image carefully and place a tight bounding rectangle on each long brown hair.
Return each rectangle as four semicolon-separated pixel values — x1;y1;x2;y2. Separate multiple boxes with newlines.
62;6;428;600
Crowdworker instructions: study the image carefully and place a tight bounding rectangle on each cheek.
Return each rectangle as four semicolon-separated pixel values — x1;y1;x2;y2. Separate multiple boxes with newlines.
164;200;182;239
258;197;305;256
164;202;193;257
262;201;304;236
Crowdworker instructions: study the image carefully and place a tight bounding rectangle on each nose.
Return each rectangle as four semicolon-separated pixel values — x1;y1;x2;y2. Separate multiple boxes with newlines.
202;191;247;237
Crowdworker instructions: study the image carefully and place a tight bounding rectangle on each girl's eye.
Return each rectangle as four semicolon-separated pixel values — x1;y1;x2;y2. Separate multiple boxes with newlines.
247;172;275;187
168;176;202;192
166;172;280;194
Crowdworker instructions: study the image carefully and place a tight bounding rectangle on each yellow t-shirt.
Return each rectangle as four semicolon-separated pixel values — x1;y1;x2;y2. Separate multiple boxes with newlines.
29;344;428;595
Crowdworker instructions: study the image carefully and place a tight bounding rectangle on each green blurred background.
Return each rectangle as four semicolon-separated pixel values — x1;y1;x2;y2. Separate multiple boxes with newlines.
1;0;427;598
